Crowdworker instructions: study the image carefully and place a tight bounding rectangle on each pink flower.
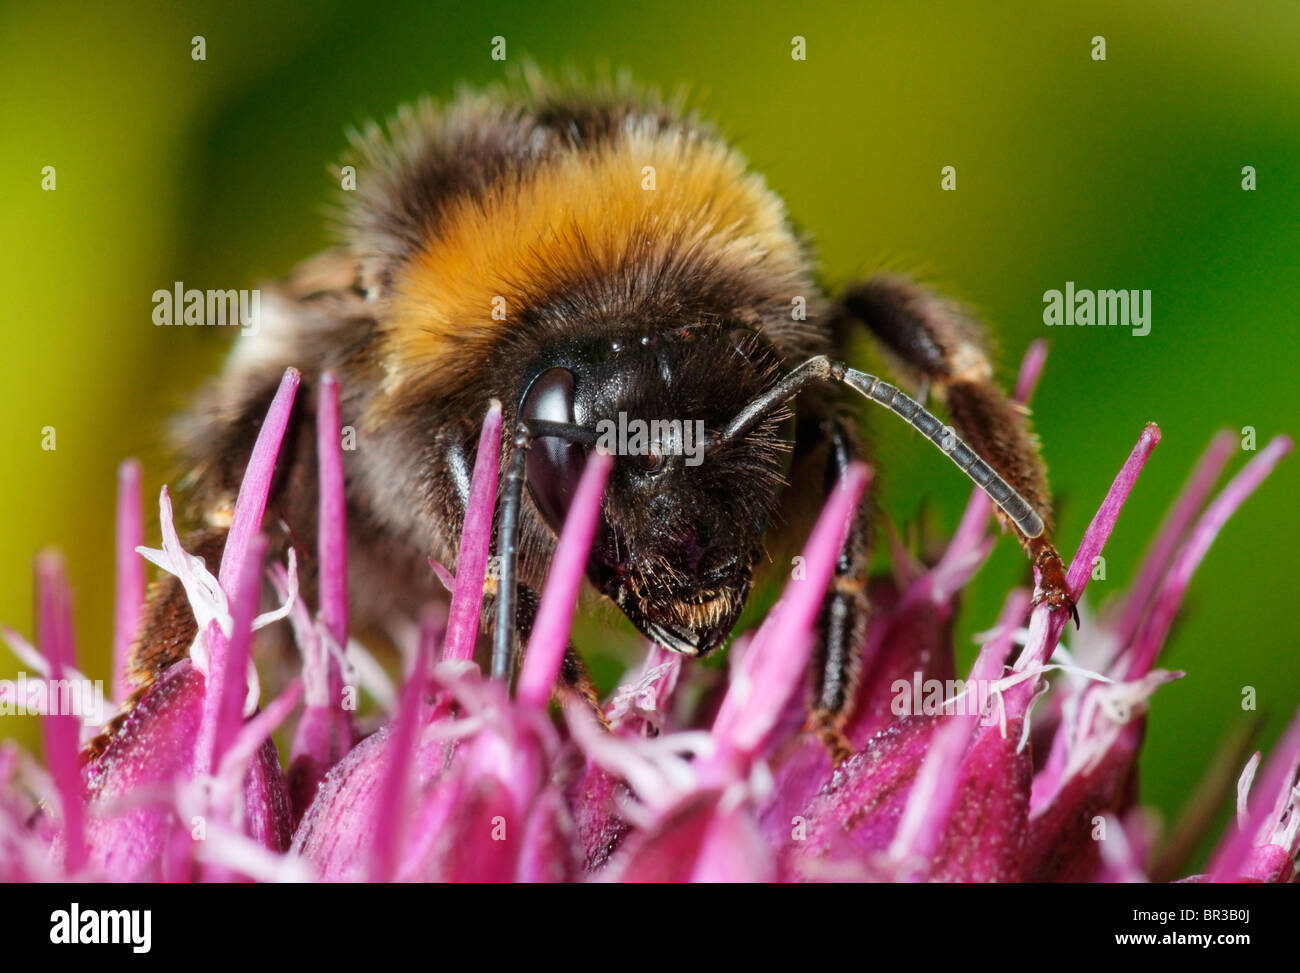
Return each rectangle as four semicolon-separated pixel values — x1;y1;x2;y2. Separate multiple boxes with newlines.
1;348;1294;883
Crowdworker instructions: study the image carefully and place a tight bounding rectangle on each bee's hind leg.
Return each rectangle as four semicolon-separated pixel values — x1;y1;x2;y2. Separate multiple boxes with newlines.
838;275;1076;623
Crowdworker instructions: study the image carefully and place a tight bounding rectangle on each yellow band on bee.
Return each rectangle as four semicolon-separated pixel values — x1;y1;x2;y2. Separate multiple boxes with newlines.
379;124;805;399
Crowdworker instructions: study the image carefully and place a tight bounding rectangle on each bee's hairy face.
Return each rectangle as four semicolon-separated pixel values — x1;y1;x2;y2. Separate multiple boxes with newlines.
517;325;791;656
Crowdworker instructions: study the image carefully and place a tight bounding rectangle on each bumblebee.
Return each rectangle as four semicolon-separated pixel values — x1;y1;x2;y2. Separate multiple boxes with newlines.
129;76;1074;755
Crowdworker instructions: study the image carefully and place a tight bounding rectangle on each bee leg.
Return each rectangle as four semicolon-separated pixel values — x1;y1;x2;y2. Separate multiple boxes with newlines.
716;353;1062;759
718;354;1062;622
807;417;874;765
511;583;604;720
492;418;600;686
839;275;1076;624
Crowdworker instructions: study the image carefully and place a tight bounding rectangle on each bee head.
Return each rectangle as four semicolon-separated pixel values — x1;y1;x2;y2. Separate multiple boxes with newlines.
517;323;792;656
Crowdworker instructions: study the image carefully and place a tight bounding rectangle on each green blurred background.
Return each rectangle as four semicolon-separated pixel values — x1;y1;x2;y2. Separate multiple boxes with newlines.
2;0;1297;871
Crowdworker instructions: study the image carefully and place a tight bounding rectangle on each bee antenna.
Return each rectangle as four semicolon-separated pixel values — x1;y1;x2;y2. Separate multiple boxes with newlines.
710;356;1044;539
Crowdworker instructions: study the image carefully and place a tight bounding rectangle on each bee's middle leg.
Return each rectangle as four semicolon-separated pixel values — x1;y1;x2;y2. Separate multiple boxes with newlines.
807;417;874;764
503;582;603;718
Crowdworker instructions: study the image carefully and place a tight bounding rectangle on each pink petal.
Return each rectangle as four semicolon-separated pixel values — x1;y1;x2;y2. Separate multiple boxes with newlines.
788;717;938;870
517;450;613;710
1124;435;1292;680
291;716;455;881
888;589;1029;878
195;537;266;778
1108;430;1235;653
369;608;438;881
81;658;291;880
1208;707;1300;882
568;648;683;871
1013;338;1049;403
316;372;348;648
844;578;956;746
112;459;145;702
419;772;520;882
1021;722;1144;881
707;462;870;770
36;551;85;873
602;791;728;882
516;787;578;883
1019;441;1290;882
283;373;357;811
929;716;1034;881
443;402;502;663
1014;423;1161;685
217;367;300;606
689;803;777;882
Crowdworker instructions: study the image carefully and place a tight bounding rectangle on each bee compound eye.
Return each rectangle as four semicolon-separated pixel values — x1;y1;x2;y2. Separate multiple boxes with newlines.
520;367;585;532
